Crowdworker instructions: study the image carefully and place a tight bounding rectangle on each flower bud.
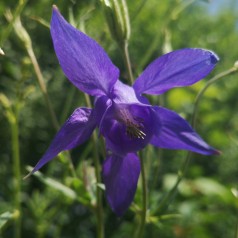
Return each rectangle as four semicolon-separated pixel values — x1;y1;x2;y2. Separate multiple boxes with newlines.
101;0;131;46
5;10;32;48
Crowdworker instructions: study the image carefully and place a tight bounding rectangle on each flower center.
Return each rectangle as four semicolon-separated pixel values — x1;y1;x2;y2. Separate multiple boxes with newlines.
125;119;146;139
116;108;146;140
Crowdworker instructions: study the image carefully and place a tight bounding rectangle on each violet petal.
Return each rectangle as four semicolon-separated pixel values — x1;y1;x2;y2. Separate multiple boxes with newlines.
112;80;141;104
100;104;155;155
102;153;140;216
150;106;219;155
51;6;119;97
133;48;219;95
29;107;96;175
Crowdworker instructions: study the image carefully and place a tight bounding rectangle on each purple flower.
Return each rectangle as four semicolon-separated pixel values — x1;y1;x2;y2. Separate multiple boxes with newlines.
29;6;219;216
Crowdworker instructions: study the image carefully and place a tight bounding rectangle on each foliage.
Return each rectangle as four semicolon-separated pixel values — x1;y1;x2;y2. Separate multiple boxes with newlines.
0;0;238;237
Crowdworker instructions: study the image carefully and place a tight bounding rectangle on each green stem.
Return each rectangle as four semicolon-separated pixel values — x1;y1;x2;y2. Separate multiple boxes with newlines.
136;154;147;238
93;132;104;238
157;66;238;214
171;0;195;20
156;151;191;214
131;0;147;21
122;40;134;84
10;107;21;238
84;94;104;238
5;10;60;131
26;47;59;131
59;86;77;124
236;214;238;238
0;0;27;46
151;148;163;189
192;66;238;128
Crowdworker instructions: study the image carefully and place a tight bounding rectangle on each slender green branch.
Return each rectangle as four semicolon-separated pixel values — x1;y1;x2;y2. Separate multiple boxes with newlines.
84;94;92;108
10;106;21;238
236;214;238;238
122;40;134;84
5;10;59;130
93;132;104;238
0;0;27;46
156;151;192;214
60;86;77;124
131;0;147;21
136;153;147;238
157;65;238;214
151;148;163;190
84;94;104;238
192;66;238;128
171;0;195;20
26;47;59;131
0;95;22;237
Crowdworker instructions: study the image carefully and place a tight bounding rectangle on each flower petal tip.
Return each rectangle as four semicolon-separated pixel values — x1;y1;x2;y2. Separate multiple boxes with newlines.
52;4;58;11
208;147;221;156
208;50;219;65
214;149;222;155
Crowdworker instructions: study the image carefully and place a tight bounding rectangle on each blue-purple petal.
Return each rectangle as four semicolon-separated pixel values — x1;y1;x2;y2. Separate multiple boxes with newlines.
94;95;112;125
150;106;219;155
29;107;96;175
102;153;140;216
133;48;219;95
100;104;156;155
112;80;142;104
50;6;119;97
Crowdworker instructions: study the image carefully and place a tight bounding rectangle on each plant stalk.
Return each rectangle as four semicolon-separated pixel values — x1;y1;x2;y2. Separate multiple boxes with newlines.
84;94;104;238
157;66;238;214
136;154;147;238
122;40;134;84
10;107;21;238
192;66;238;128
26;47;59;131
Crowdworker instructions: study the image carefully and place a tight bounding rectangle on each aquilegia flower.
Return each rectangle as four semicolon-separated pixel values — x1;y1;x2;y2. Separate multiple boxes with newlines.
29;6;219;216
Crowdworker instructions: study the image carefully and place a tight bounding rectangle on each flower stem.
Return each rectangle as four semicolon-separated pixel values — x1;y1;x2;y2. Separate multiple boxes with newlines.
192;66;238;128
10;106;21;238
92;132;104;238
1;97;22;238
122;40;134;84
84;94;104;238
6;10;59;131
0;0;26;46
151;148;163;189
157;66;238;214
26;47;59;131
136;153;147;238
156;152;192;214
236;214;238;238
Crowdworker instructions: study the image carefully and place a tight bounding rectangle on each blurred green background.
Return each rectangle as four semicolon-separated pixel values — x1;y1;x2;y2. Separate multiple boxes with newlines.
0;0;238;237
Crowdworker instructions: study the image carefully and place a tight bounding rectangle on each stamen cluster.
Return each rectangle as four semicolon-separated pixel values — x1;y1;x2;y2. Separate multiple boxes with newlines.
125;119;146;139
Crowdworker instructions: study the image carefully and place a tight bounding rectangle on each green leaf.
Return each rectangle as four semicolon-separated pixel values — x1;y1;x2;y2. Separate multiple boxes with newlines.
25;166;77;200
0;211;15;230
